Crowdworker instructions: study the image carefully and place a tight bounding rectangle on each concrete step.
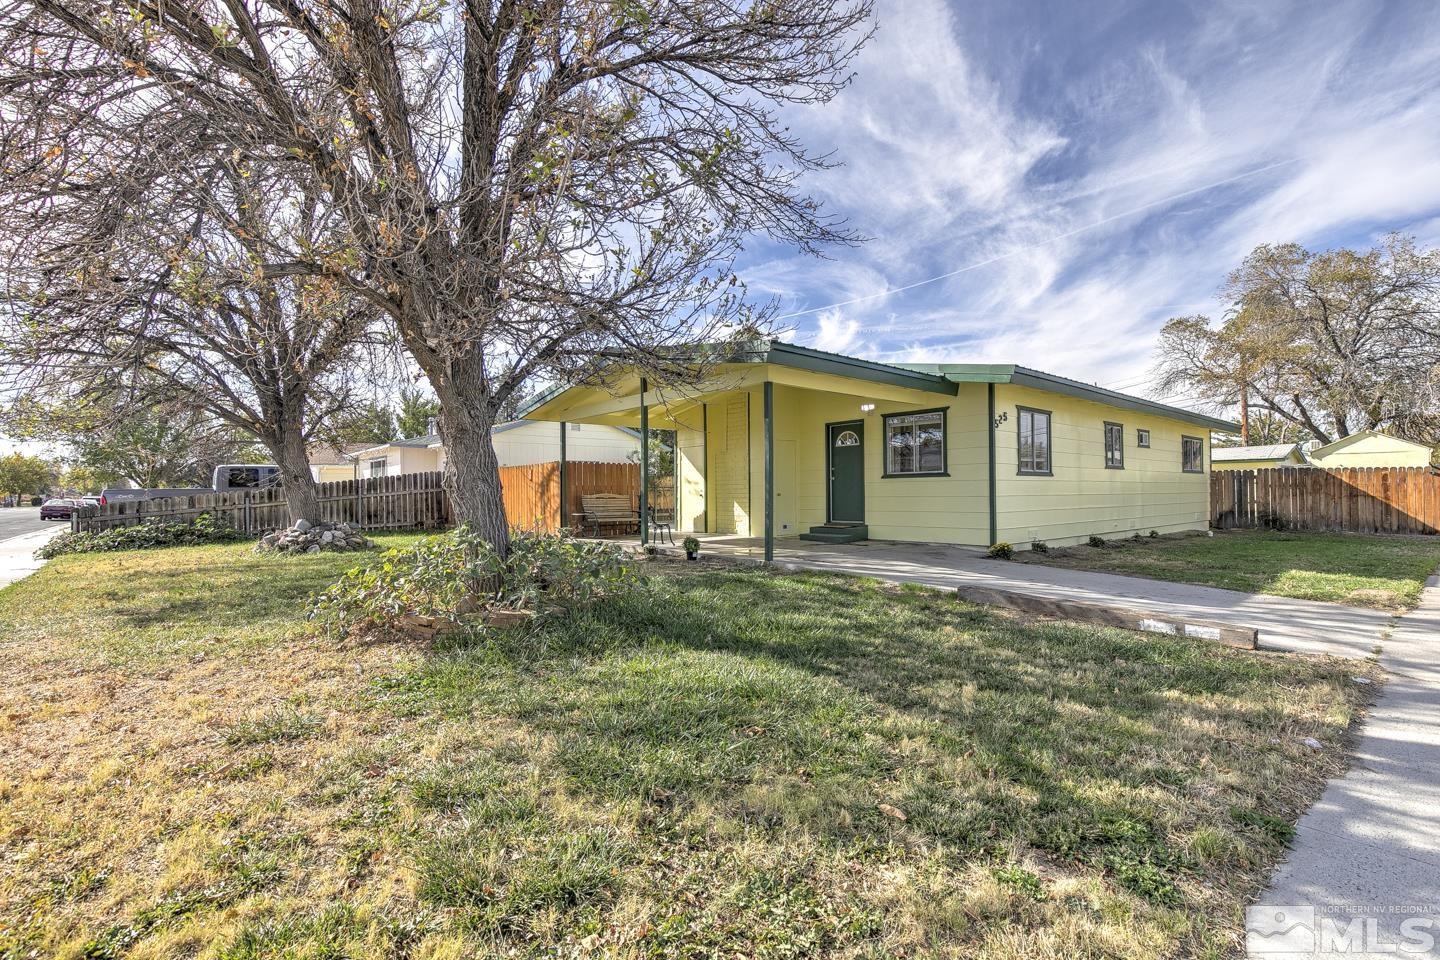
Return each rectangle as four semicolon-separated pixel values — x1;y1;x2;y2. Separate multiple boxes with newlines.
799;523;868;544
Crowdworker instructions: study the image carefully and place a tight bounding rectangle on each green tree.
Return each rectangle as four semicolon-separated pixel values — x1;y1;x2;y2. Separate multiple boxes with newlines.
333;403;398;446
396;388;441;439
0;452;54;502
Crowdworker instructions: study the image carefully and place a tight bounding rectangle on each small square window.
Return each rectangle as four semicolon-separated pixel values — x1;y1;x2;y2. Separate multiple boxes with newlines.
1137;428;1151;448
1182;436;1204;473
1104;422;1124;469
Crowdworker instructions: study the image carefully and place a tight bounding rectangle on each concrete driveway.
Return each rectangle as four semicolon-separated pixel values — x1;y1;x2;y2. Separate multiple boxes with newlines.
681;535;1394;660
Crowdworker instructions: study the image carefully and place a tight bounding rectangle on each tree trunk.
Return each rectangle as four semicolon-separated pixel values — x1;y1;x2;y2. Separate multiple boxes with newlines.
265;426;324;524
435;398;511;553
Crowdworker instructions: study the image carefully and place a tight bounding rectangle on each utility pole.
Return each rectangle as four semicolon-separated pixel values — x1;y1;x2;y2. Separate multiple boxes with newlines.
1239;381;1250;445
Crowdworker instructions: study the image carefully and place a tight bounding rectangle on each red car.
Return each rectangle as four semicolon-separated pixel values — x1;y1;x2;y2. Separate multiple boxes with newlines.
40;498;80;521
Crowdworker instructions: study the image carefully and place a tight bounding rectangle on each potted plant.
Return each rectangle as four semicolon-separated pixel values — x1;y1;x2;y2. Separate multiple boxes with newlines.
683;535;701;561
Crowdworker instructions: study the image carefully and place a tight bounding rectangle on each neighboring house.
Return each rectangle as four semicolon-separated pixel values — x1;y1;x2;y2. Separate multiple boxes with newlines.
306;442;373;482
346;420;640;479
1211;431;1434;471
1211;443;1308;471
520;340;1235;553
1304;430;1434;469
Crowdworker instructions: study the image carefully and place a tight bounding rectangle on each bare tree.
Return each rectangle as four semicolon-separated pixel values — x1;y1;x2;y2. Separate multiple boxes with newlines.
0;0;872;549
0;153;381;521
1155;235;1440;447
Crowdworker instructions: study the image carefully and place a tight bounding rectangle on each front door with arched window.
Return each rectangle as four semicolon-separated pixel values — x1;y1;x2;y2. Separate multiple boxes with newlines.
827;421;865;523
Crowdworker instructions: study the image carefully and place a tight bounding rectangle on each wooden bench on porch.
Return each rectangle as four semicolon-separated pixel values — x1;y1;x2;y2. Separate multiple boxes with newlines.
578;493;640;537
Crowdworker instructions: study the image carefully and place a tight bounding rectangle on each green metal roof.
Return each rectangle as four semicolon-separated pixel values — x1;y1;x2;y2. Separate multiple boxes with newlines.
897;362;1238;431
519;341;1236;431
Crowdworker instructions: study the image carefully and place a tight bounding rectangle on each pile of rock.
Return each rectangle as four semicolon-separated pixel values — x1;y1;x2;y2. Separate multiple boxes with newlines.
256;519;374;554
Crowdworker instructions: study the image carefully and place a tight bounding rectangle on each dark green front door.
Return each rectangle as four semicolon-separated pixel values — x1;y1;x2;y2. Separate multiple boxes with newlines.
827;421;865;523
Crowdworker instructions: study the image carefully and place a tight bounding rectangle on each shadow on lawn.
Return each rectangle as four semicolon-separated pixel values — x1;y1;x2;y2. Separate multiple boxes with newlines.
377;568;1352;909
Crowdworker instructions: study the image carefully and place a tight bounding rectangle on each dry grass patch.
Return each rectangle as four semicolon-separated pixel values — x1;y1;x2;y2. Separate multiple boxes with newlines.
0;541;1377;958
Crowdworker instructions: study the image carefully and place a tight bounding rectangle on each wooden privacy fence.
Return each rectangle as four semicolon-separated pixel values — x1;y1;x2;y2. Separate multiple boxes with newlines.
74;461;657;536
1212;467;1440;535
76;472;453;534
500;460;664;533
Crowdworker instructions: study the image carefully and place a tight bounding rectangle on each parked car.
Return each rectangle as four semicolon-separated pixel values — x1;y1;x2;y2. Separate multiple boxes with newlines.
212;464;280;492
40;498;80;521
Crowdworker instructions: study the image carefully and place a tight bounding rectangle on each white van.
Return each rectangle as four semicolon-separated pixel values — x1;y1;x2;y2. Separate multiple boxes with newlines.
212;465;281;492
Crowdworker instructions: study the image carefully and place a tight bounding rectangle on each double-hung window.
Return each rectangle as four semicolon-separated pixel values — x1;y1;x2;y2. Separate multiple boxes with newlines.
1017;407;1052;475
883;409;946;476
368;457;388;478
1181;436;1204;473
1104;422;1124;469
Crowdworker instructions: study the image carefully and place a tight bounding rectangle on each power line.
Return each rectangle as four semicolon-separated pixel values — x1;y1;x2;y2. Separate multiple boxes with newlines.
775;157;1299;321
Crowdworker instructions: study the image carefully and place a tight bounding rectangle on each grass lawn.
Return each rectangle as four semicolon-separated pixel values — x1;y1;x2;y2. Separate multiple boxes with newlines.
0;540;1376;958
1019;529;1440;611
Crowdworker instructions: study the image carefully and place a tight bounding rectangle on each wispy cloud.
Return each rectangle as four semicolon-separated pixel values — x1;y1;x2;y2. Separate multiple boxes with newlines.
745;0;1440;396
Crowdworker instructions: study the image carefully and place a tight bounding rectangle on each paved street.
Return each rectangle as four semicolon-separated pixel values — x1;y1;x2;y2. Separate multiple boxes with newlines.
0;507;55;542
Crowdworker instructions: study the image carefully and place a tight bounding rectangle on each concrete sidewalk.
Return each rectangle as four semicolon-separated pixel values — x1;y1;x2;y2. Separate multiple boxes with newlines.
675;536;1394;660
0;527;64;590
1253;577;1440;958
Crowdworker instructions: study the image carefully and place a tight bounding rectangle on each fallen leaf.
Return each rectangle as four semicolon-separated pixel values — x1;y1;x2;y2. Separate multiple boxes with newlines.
878;803;907;821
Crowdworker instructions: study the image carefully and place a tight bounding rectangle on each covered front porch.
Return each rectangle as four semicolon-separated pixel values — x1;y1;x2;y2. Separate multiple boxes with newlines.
521;342;992;560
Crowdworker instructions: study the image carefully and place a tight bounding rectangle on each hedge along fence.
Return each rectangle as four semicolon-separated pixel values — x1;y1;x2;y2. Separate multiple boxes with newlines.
1211;467;1440;535
73;461;658;536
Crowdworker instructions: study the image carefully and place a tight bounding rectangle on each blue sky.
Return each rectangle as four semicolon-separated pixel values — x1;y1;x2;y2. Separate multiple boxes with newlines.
741;0;1440;401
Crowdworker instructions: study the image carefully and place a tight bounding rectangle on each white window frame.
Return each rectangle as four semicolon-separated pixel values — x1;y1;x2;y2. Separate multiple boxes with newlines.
367;457;388;478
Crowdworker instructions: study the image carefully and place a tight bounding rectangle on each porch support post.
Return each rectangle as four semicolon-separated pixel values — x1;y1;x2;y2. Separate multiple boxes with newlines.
763;380;774;562
558;421;568;531
987;382;998;546
639;379;649;544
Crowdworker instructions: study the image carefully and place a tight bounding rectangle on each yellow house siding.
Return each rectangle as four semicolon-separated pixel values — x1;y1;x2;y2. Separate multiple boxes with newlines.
706;392;751;535
993;384;1210;547
675;424;706;534
748;380;989;544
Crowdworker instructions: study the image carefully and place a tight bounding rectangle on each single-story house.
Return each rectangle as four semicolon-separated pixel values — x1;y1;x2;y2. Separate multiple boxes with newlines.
306;442;375;482
1211;431;1434;471
343;420;640;479
1211;443;1308;471
1305;430;1433;468
520;340;1236;556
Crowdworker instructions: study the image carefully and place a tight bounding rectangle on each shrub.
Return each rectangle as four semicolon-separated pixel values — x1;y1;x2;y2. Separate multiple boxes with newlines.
36;513;245;559
309;526;635;639
1087;535;1106;548
1029;540;1049;554
682;535;701;553
986;542;1013;560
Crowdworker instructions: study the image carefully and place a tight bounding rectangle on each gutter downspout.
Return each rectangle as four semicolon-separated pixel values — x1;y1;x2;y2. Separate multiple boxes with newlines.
987;382;997;546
